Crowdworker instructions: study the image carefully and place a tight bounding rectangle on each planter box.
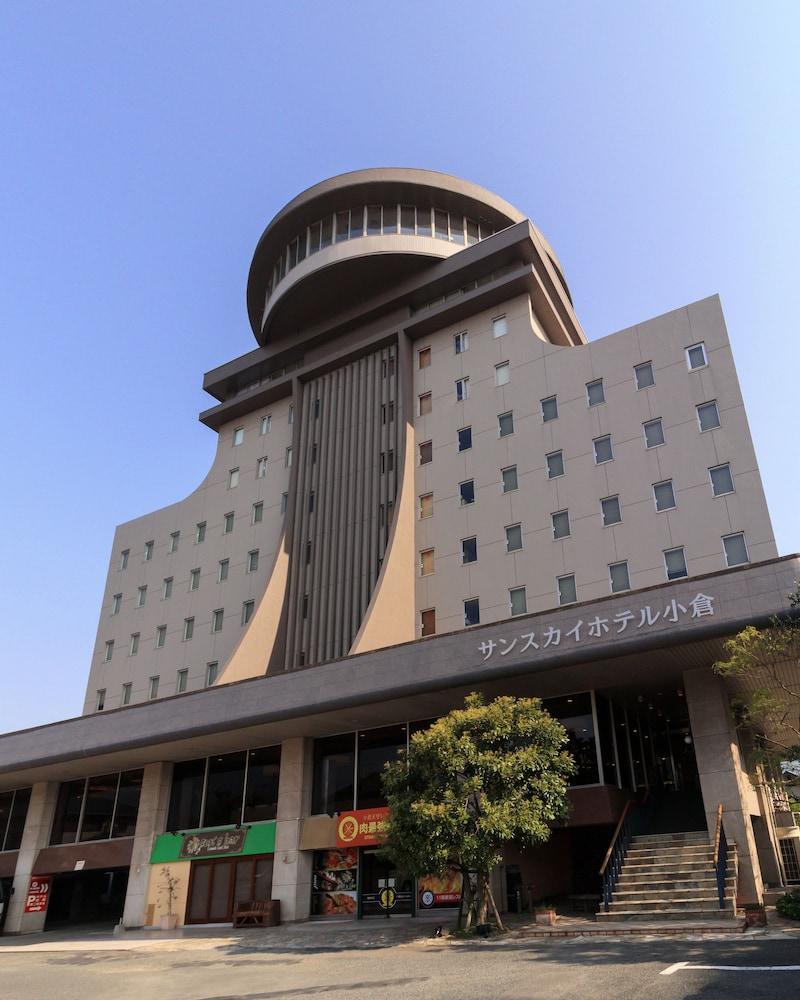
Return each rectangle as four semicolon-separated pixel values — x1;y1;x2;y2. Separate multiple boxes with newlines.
534;909;557;926
160;914;179;930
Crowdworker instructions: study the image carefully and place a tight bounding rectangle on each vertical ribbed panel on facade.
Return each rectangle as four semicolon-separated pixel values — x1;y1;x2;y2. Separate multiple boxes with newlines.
283;345;399;668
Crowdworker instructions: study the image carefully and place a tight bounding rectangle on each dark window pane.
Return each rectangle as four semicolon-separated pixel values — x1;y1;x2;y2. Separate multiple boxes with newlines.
5;787;30;851
613;706;634;790
243;746;281;823
350;206;364;238
542;694;599;785
111;770;144;839
0;791;13;851
416;206;432;237
204;751;246;827
400;205;415;234
366;206;381;235
356;724;407;809
382;204;397;234
320;215;333;249
312;734;355;815
50;779;85;845
80;773;119;842
188;863;211;921
167;759;206;832
595;695;617;786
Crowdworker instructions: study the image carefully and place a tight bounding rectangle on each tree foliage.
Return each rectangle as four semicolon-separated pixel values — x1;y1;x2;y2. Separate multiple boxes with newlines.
380;693;574;930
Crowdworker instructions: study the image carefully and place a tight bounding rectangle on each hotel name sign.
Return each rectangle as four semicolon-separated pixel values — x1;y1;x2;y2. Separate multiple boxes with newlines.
477;593;716;662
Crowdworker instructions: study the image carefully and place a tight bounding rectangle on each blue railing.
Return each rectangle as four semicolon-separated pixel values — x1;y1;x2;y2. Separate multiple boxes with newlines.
599;795;654;912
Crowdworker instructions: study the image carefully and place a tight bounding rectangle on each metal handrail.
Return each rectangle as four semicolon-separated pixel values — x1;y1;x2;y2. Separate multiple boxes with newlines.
713;802;729;909
599;799;637;912
712;802;723;866
599;800;631;877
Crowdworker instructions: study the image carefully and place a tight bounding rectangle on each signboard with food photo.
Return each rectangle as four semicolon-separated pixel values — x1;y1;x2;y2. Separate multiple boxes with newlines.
311;848;358;916
418;869;463;909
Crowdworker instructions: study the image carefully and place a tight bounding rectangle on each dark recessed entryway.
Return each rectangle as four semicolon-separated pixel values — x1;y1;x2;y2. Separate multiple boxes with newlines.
43;867;128;930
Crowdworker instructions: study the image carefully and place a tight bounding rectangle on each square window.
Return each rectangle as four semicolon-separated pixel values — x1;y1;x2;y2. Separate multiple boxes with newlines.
418;347;431;369
148;676;160;700
505;523;523;552
420;548;435;576
510;586;527;616
644;418;665;449
495;362;510;386
498;411;514;437
212;609;224;633
541;395;558;422
459;480;475;505
104;640;114;662
189;568;200;591
457;427;472;451
419;493;433;518
492;316;507;338
418;392;432;416
558;574;577;605
195;521;206;543
455;377;469;401
634;362;655;390
111;593;122;615
593;435;613;464
218;559;229;582
285;446;293;467
122;682;132;705
723;532;749;567
252;502;263;524
586;378;605;406
137;585;147;608
163;577;173;599
653;480;676;512
454;331;469;354
421;608;436;637
257;457;268;479
247;549;259;572
176;669;188;694
664;546;688;580
242;599;255;625
155;625;166;649
420;440;433;464
464;597;480;626
205;662;218;687
183;617;194;641
710;463;735;496
501;466;518;493
697;400;721;432
233;426;244;446
169;531;180;552
609;561;630;593
144;540;154;561
686;342;708;370
546;450;564;478
119;549;130;570
461;537;477;564
552;510;571;539
601;495;622;526
129;633;139;656
260;414;272;435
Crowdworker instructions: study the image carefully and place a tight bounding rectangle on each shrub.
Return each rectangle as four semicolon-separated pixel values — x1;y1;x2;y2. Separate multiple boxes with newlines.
775;889;800;920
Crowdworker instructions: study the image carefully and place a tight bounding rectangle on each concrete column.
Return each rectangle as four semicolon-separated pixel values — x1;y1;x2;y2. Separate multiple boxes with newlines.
684;667;764;904
272;737;314;921
122;762;173;928
4;782;59;934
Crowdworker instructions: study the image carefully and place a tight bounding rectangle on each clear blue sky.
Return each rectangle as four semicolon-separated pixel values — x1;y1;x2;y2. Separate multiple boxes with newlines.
2;2;798;731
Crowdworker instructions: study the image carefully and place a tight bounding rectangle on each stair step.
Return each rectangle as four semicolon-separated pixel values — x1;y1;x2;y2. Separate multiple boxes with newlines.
630;832;709;845
607;897;732;913
626;846;713;858
617;876;735;891
596;908;739;923
613;886;726;902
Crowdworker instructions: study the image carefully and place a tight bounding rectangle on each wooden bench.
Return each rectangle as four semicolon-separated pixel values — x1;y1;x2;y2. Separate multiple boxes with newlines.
233;899;281;928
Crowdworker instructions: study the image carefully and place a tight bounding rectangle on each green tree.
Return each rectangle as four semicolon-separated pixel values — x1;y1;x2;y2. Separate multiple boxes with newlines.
380;693;574;931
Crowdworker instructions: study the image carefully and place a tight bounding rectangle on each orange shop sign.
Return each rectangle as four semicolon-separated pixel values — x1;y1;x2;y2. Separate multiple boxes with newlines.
336;807;390;847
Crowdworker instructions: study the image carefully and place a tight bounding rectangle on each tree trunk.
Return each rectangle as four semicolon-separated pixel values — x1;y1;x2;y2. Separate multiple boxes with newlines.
462;872;475;930
487;879;505;932
476;870;489;926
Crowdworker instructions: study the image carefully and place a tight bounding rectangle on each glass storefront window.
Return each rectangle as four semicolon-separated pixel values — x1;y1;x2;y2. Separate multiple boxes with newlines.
356;724;408;809
542;694;600;785
312;734;355;815
50;779;85;845
613;705;635;790
111;770;144;838
595;695;617;787
80;773;119;842
0;792;12;850
167;758;206;832
244;746;281;823
204;751;247;828
5;787;30;851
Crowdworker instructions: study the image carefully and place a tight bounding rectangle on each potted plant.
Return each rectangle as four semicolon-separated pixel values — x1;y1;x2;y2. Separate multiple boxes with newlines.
158;866;181;930
534;899;557;926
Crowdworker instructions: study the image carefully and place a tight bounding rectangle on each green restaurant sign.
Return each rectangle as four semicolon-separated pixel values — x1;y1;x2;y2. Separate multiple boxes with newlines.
150;822;276;864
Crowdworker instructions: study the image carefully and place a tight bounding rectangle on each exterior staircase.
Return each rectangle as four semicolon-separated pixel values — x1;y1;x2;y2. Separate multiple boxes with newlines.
596;830;738;922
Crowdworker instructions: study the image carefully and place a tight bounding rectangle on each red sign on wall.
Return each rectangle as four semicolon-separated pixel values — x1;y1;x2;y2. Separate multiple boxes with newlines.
24;876;51;913
335;807;390;847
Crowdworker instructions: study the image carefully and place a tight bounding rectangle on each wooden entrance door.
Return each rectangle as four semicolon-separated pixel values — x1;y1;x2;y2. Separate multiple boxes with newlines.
186;855;274;924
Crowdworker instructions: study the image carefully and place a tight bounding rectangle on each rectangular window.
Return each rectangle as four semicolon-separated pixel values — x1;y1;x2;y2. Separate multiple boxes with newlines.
449;213;464;244
464;597;480;626
546;450;564;479
420;548;435;576
195;521;206;544
252;502;264;524
308;491;315;513
552;510;571;539
420;440;433;464
643;418;665;449
189;568;200;591
257;456;268;478
137;585;147;608
335;209;350;242
366;205;382;235
163;577;173;599
223;512;235;534
122;682;132;705
505;523;523;552
492;315;508;338
350;207;364;238
104;640;114;662
455;377;469;401
247;549;259;572
260;414;272;435
501;466;518;493
111;593;122;615
302;594;309;619
461;537;477;564
176;669;188;694
228;468;239;489
280;493;288;515
541;395;558;422
418;346;431;369
218;559;229;582
155;625;166;648
723;532;749;567
148;676;160;700
609;561;630;593
320;215;333;248
498;411;514;437
416;206;432;237
418;392;432;416
183;617;194;641
400;204;415;234
129;633;139;655
285;446;293;468
457;427;472;451
558;574;577;605
593;435;613;464
288;405;294;425
382;204;397;234
466;218;479;244
653;479;676;512
634;361;655;390
509;586;527;616
434;209;449;239
205;662;218;687
419;492;433;518
420;608;436;637
144;540;154;561
233;426;244;446
664;546;688;580
313;397;321;419
686;342;708;370
169;531;180;553
454;331;468;354
697;400;721;432
242;599;255;625
119;549;129;570
601;495;622;526
212;609;224;633
495;362;510;386
710;463;735;496
459;479;475;505
586;378;605;406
